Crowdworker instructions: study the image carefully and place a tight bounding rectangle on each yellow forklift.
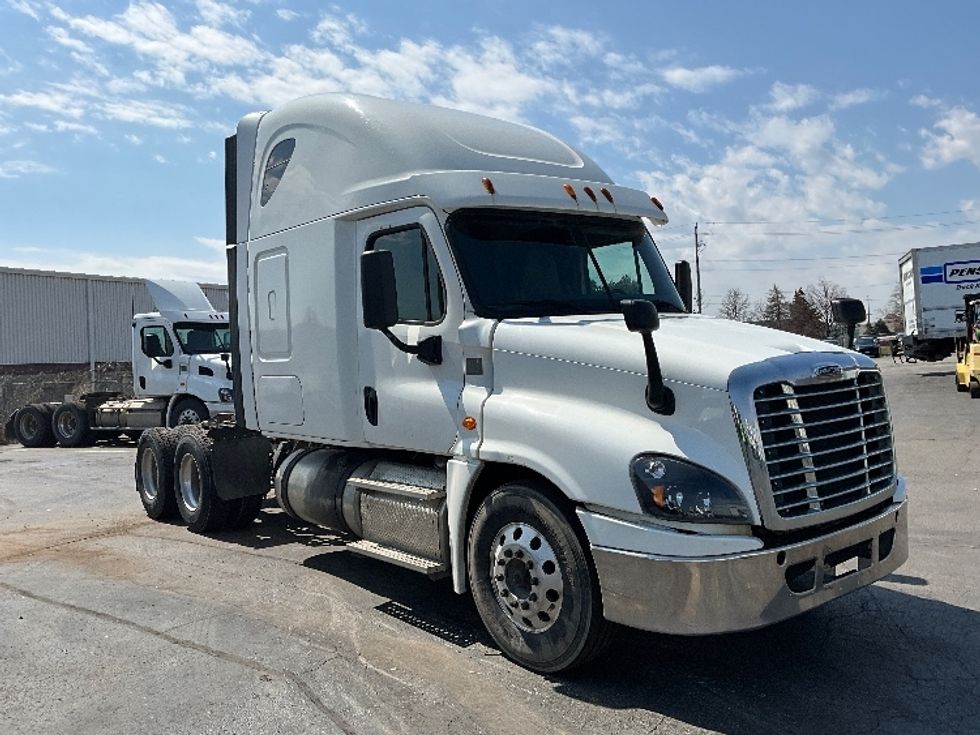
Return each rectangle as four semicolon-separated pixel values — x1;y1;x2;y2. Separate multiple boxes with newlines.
954;293;980;397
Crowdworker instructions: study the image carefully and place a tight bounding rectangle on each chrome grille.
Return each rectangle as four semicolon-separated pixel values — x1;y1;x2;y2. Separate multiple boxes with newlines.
753;371;895;519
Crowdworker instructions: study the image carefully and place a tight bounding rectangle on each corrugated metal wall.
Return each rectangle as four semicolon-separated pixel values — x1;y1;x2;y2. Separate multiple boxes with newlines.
0;267;228;365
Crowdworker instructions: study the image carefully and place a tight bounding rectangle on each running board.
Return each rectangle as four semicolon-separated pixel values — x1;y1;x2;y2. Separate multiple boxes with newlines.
347;539;448;579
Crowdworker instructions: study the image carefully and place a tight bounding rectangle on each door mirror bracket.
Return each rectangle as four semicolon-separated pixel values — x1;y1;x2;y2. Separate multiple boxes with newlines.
621;299;674;415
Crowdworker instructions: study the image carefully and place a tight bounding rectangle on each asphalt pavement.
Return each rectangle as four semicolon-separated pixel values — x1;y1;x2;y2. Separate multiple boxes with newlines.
1;358;977;735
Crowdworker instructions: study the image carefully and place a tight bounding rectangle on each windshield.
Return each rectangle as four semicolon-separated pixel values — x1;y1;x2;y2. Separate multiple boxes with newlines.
445;209;686;319
174;322;231;355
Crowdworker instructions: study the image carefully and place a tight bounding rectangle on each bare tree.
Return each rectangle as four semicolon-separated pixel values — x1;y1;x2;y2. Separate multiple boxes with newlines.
884;281;905;332
805;278;849;337
717;288;751;321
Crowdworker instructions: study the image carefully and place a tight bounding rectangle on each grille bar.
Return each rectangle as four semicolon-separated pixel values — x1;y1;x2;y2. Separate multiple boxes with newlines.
753;371;896;520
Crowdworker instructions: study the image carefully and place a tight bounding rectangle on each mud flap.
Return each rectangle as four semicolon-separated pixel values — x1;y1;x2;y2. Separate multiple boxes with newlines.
4;411;17;443
209;427;273;501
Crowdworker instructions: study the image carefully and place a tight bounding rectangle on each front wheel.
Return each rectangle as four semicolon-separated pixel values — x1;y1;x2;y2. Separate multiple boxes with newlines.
169;397;209;427
467;481;614;673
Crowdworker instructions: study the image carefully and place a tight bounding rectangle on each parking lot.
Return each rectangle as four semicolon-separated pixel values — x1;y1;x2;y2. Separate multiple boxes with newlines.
1;359;978;735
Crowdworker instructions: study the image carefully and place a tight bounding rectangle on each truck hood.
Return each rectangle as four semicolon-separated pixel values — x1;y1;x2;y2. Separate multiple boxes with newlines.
492;314;850;391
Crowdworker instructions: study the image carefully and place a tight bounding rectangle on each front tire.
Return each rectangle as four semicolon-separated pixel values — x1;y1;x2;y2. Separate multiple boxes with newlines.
467;481;613;673
173;427;230;533
168;397;209;427
135;428;179;520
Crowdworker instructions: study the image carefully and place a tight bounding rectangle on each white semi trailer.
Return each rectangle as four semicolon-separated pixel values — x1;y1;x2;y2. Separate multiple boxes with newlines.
899;242;980;361
8;280;234;448
135;95;909;672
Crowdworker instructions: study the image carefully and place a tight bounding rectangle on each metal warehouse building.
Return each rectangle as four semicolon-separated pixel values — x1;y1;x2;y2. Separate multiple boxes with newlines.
0;266;228;440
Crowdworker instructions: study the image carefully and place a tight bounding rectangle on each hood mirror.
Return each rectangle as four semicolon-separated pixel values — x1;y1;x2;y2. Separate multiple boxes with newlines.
831;298;867;351
621;299;674;415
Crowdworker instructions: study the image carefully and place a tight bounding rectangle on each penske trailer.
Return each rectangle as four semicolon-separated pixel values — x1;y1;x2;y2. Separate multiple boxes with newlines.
900;242;980;361
133;94;908;672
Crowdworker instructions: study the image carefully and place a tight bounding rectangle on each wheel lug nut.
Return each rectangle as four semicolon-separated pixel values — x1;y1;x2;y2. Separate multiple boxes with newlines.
526;561;533;569
520;602;530;610
529;593;538;602
515;551;524;559
531;577;539;586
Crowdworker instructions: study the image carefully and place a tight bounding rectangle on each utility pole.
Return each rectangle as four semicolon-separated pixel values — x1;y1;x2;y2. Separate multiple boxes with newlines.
694;222;700;314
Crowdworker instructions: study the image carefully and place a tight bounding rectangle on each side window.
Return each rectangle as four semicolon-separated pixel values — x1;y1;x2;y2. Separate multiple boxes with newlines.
141;325;173;358
260;138;296;207
590;241;645;296
367;226;446;324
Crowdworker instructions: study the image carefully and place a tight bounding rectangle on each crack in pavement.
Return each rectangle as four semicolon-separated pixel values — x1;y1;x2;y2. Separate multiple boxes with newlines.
0;580;357;735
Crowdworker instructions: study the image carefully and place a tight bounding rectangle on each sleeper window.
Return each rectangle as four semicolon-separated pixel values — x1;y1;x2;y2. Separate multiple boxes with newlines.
260;138;295;206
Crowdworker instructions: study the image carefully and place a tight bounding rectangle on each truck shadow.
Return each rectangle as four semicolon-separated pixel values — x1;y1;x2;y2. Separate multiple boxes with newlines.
220;508;977;734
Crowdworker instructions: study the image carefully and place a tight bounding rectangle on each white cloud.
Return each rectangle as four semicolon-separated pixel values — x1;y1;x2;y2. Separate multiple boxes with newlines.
662;65;747;93
312;11;367;49
530;26;605;68
921;107;980;169
830;88;879;110
277;9;299;21
196;0;249;28
8;0;39;20
0;89;86;118
124;133;143;144
0;160;55;178
768;82;819;112
910;94;942;109
0;250;226;282
100;99;192;128
153;153;167;164
195;236;225;253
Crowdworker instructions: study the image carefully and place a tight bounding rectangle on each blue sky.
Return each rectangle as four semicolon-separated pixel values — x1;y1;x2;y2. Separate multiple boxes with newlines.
1;1;979;316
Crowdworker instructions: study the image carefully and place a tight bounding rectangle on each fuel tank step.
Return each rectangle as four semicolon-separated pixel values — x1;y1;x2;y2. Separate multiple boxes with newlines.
347;539;449;579
346;476;445;501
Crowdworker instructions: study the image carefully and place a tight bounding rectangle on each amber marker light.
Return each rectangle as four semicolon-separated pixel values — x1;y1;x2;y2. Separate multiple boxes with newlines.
600;187;614;203
651;485;666;508
462;416;478;431
583;186;597;203
650;196;665;211
482;177;495;195
562;183;578;201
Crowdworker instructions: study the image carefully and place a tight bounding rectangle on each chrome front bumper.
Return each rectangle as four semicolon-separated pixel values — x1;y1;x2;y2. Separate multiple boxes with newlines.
592;499;908;635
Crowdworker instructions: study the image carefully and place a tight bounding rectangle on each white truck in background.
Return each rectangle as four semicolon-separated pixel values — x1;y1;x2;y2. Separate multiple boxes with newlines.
134;94;909;673
900;242;980;361
7;280;234;447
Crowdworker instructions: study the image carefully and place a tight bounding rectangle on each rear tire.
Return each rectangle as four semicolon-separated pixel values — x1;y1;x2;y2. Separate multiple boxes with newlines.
971;381;980;399
15;404;56;447
169;397;209;428
135;428;179;520
173;427;230;533
52;403;94;447
467;481;614;673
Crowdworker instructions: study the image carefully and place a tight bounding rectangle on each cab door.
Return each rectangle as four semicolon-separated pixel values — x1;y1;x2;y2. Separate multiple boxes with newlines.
134;320;178;397
356;207;464;453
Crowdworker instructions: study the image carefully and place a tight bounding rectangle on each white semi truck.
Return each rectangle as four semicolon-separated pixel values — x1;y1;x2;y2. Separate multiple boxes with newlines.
900;242;980;361
8;280;234;448
135;94;908;672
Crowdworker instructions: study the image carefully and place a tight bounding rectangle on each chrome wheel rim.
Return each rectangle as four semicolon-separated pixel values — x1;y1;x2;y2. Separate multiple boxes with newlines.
178;453;202;512
177;408;201;425
140;450;159;502
490;522;564;633
57;411;78;437
19;413;40;440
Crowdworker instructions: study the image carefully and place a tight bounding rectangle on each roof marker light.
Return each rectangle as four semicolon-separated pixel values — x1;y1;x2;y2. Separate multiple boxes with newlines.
650;196;664;211
600;187;614;204
583;186;597;203
482;177;495;195
563;183;578;201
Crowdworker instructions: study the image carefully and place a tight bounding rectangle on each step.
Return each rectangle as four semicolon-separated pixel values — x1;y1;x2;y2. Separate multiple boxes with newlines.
347;476;445;501
347;539;448;578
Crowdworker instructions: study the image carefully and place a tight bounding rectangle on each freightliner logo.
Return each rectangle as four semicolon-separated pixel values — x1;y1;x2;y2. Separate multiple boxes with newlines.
920;260;980;285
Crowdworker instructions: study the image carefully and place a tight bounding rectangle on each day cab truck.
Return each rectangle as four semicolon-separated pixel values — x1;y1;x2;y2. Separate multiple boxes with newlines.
900;242;980;361
135;94;909;673
8;280;233;448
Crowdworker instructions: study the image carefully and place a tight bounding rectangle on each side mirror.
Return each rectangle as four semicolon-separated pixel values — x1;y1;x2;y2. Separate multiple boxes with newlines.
361;250;398;330
831;297;866;352
622;299;660;333
831;298;866;326
674;260;693;313
620;299;673;415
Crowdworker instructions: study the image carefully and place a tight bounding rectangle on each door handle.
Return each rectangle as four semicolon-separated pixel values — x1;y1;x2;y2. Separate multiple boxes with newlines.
363;386;379;426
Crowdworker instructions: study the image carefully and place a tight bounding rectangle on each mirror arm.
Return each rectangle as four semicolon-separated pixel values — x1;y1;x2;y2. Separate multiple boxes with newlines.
640;333;674;414
380;329;443;366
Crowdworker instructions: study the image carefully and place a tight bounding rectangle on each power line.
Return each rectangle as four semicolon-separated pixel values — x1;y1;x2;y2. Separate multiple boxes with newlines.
703;207;977;226
707;251;903;263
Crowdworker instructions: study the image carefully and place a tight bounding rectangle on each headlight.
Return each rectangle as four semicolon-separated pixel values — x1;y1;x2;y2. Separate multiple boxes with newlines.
218;388;234;403
630;454;750;524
